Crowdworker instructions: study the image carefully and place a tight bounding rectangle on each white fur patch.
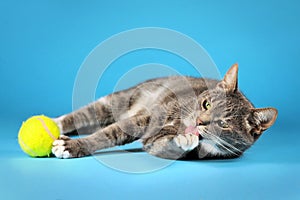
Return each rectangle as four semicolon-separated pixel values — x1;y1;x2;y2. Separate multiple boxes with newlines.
52;139;71;159
174;133;199;151
53;139;65;146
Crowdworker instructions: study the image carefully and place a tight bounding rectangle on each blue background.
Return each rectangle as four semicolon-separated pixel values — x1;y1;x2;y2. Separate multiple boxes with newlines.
1;0;299;199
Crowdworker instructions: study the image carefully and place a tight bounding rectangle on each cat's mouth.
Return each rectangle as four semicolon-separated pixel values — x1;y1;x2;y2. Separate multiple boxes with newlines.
184;125;203;140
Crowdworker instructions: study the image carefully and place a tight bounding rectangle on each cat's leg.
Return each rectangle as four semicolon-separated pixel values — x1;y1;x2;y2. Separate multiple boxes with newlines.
52;115;150;158
143;126;199;160
53;90;134;135
53;98;115;135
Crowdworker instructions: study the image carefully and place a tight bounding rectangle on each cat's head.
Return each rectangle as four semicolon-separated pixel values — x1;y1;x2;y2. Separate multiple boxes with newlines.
196;64;278;159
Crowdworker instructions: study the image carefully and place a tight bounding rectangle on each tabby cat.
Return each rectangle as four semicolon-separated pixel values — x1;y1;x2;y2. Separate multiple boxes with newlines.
52;64;278;160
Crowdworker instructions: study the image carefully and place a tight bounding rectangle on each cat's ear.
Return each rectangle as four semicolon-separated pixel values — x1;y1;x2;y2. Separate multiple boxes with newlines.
252;108;278;131
218;63;238;92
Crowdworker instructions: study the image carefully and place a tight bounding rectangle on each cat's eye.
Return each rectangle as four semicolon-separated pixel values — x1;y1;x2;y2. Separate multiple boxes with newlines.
202;100;211;110
217;120;229;129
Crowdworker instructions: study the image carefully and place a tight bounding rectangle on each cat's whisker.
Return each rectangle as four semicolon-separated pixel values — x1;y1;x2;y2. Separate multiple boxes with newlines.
202;132;239;156
211;137;239;156
213;136;243;154
200;128;242;156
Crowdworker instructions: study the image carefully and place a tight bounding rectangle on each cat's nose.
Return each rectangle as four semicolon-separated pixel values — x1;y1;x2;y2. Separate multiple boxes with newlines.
197;117;204;126
197;117;203;126
197;117;209;126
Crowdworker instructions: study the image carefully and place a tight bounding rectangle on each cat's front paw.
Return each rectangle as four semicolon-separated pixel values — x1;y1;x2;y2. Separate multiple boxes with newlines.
52;136;90;159
174;133;199;151
52;135;73;158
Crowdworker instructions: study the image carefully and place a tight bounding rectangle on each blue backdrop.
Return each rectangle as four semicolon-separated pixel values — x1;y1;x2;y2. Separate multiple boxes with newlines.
1;1;299;200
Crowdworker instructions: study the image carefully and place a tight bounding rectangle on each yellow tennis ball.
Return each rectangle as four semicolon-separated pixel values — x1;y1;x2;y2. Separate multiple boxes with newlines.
18;115;60;157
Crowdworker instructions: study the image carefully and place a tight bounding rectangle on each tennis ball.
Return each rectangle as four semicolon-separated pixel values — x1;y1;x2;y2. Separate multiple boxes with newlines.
18;115;60;157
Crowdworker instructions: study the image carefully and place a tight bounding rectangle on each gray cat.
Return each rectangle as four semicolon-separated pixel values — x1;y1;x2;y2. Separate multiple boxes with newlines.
52;64;278;160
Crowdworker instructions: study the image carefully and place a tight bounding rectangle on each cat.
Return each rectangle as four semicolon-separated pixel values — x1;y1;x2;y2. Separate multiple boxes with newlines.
52;64;278;160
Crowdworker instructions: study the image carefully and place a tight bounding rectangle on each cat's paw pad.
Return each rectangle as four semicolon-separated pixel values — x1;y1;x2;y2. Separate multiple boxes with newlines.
52;135;73;159
174;133;199;151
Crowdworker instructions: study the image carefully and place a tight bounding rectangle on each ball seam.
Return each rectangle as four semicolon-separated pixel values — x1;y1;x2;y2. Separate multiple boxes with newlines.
37;117;56;141
18;137;38;157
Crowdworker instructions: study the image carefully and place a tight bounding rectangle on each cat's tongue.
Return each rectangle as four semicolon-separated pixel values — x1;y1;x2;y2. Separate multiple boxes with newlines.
185;126;199;136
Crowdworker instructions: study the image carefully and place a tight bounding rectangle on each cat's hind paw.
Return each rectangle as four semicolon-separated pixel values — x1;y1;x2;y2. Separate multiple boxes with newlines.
174;133;199;151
